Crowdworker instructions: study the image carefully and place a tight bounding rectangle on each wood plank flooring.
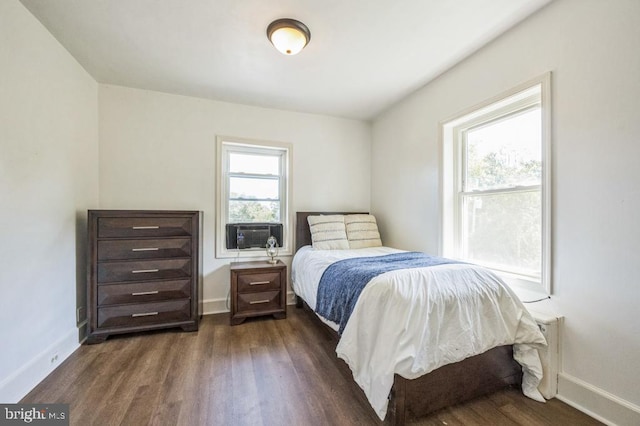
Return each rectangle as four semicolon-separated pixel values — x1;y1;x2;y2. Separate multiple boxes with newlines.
22;308;602;425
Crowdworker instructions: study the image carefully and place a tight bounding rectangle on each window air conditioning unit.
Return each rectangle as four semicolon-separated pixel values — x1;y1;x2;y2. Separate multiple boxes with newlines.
225;223;283;250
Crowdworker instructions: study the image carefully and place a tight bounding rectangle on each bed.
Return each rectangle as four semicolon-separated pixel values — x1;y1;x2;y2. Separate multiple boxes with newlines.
291;211;546;425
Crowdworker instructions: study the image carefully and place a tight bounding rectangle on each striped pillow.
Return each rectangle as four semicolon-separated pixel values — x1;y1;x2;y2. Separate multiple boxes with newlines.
307;215;349;250
344;214;382;249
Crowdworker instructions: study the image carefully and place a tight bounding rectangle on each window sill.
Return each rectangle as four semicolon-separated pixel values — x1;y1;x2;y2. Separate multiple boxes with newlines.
510;285;550;304
495;271;550;303
216;248;292;260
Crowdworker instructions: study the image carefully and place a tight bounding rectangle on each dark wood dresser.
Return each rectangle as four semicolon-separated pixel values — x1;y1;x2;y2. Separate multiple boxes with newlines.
86;210;202;344
230;260;287;325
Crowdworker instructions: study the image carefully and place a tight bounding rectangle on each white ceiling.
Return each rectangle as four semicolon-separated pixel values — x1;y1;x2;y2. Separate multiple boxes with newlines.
20;0;551;120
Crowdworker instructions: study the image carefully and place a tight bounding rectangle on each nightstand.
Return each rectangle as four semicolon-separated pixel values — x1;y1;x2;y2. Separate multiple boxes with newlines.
230;260;287;325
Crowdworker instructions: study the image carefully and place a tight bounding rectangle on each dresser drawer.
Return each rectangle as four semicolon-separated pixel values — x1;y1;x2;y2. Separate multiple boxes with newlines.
97;300;190;328
98;238;191;261
236;271;282;293
97;259;191;283
236;290;281;314
97;279;191;306
98;217;192;238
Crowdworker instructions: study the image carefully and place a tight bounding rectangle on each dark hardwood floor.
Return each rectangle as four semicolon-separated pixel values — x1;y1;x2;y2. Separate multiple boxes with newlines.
22;308;602;425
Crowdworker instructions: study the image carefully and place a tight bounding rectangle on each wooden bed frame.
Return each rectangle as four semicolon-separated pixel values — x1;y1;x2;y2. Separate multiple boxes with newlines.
294;212;523;425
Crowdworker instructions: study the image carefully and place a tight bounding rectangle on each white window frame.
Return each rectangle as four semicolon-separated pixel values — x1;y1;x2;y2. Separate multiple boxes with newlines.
216;136;293;259
440;73;552;297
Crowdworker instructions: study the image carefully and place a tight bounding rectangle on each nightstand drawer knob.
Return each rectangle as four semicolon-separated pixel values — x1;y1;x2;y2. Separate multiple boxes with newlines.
131;247;159;252
131;312;159;317
131;290;159;296
249;281;270;286
131;269;160;274
132;226;160;230
249;299;270;305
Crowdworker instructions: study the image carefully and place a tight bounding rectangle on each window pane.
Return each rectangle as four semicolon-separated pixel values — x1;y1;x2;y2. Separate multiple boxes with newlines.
229;200;280;223
463;190;541;276
229;153;279;175
230;177;279;200
465;108;541;191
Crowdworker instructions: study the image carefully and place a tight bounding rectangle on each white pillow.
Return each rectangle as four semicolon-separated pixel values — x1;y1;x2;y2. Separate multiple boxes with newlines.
344;214;382;249
307;215;349;250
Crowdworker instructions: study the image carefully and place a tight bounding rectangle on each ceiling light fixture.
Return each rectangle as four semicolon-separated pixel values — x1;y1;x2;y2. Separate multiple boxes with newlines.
266;18;311;55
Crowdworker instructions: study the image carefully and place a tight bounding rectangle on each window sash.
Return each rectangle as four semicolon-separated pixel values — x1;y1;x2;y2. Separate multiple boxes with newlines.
458;186;542;278
460;105;542;193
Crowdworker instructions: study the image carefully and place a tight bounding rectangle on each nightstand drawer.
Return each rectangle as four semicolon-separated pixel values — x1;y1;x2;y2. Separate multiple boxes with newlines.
97;259;191;283
236;291;281;314
98;217;192;238
97;279;191;305
237;271;282;293
98;238;191;261
97;300;190;328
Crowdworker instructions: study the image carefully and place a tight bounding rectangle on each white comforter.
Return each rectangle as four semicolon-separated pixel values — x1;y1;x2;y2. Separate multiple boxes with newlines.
292;246;546;420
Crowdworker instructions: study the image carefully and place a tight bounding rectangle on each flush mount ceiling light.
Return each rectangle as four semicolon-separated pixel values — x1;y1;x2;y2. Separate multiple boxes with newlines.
266;18;311;55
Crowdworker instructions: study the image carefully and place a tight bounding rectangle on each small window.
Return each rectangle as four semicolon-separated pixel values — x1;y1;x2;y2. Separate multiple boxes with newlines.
441;73;551;296
216;137;292;258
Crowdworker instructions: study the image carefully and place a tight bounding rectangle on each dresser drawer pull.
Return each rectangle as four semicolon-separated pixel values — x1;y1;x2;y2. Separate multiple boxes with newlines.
131;312;159;317
132;226;160;230
249;281;270;286
131;269;159;274
249;299;270;305
131;247;159;252
131;290;159;296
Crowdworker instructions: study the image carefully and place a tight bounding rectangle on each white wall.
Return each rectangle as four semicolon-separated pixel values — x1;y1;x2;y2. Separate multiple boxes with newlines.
98;84;371;311
371;0;640;423
0;0;99;402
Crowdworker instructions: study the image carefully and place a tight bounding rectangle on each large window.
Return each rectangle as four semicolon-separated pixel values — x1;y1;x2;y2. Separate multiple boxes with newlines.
216;137;292;258
441;74;551;296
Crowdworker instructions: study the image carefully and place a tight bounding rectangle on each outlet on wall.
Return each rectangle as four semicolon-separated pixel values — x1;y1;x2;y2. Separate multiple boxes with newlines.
76;306;86;324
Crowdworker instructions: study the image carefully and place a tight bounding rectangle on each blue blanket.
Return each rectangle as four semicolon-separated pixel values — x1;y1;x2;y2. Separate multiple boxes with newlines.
316;252;462;334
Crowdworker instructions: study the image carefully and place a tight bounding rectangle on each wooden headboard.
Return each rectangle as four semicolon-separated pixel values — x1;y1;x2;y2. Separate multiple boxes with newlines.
295;211;368;252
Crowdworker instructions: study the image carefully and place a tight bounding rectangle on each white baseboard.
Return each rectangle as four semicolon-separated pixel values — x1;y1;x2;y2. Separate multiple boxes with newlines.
202;297;228;315
557;373;640;426
202;291;298;316
0;327;80;403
